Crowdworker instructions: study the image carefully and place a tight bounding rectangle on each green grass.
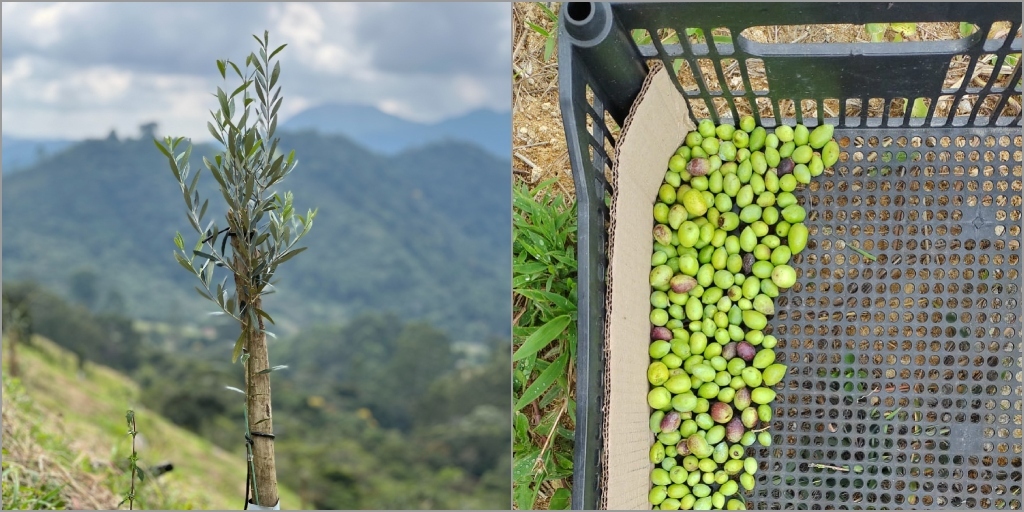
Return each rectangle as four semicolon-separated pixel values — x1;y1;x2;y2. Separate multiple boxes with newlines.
1;336;304;510
2;427;70;511
523;2;558;63
511;178;578;510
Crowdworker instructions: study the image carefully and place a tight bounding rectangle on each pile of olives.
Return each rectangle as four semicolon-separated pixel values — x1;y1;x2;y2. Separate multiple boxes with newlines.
647;117;837;510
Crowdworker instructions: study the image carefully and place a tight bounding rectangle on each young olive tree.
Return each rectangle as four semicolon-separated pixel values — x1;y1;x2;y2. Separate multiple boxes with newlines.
155;31;315;509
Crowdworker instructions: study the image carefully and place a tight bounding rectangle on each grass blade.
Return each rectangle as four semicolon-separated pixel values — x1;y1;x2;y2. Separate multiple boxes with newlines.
515;350;567;411
512;315;570;361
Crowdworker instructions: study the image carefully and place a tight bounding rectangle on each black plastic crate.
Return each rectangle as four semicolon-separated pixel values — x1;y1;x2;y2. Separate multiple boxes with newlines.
557;2;1022;509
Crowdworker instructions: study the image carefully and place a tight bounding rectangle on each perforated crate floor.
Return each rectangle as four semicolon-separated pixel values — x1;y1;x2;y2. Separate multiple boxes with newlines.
750;127;1022;510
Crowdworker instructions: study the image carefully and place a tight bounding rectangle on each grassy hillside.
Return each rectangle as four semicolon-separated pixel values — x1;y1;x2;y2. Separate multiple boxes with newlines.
1;335;303;510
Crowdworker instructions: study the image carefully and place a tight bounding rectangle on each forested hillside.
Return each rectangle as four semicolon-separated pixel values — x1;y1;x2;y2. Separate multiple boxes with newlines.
2;131;510;341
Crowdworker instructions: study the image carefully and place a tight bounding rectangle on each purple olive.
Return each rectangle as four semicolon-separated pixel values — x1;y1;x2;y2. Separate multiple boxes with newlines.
742;253;755;275
726;417;745;443
711;401;734;424
733;387;751;411
652;326;673;341
721;342;737;360
777;157;795;175
671;275;698;294
661;411;682;433
687;157;710;177
676;438;691;457
737;341;756;362
741;407;759;429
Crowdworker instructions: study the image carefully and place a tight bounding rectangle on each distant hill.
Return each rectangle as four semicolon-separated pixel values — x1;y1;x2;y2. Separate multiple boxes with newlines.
281;104;510;157
1;131;511;341
2;136;74;174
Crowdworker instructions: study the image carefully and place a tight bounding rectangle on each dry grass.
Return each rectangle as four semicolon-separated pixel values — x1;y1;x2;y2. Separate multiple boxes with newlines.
512;3;1020;198
513;2;577;200
3;377;122;510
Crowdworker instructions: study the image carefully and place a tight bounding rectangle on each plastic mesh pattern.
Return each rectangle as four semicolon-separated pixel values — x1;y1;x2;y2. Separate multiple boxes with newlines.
748;127;1023;510
558;3;1024;509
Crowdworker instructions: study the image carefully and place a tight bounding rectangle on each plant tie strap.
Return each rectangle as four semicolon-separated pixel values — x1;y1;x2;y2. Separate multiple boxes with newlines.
244;432;277;510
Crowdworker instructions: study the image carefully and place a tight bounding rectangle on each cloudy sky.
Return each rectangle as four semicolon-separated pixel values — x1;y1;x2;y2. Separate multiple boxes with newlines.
2;2;511;141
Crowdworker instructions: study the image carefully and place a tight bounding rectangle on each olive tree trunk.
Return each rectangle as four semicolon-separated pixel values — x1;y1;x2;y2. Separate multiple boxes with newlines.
234;240;278;508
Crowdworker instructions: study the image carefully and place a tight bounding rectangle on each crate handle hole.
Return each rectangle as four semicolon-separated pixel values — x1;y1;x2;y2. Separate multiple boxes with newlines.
566;2;593;24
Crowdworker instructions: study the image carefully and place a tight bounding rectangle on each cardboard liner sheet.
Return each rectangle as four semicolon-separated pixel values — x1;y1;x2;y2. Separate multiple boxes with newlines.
601;62;695;510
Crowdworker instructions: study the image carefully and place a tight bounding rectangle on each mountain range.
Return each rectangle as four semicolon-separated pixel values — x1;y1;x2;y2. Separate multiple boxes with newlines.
2;129;511;341
281;104;509;157
4;104;509;173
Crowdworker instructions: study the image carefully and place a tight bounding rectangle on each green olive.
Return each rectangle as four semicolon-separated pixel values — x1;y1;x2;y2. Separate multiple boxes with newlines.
732;129;749;149
770;245;792;266
698;119;717;138
670;465;689;485
649;387;673;410
778;140;795;159
650;340;672;359
716;123;735;140
765;146;780;168
651;308;669;326
650;484;668;505
749;126;766;150
740;472;755;491
762;363;788;386
718;141;737;162
743;457;759;476
701;137;720;156
666;482;687;499
665;372;693;394
793;162;812;184
774;124;794;142
651;441;667;464
659;183;677;204
822;140;840;167
741;367;762;388
649;361;670;386
808;123;834;149
770;264;797;288
792;144;813;164
651;265;674;290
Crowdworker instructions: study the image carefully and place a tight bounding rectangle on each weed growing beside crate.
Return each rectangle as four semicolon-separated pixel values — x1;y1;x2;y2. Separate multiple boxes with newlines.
513;178;579;510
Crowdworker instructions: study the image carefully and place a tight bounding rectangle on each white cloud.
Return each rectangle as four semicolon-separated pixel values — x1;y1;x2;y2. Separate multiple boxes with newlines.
271;3;366;76
275;3;325;47
1;2;511;140
452;75;490;107
25;3;88;47
1;56;33;90
78;67;133;103
376;98;414;119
